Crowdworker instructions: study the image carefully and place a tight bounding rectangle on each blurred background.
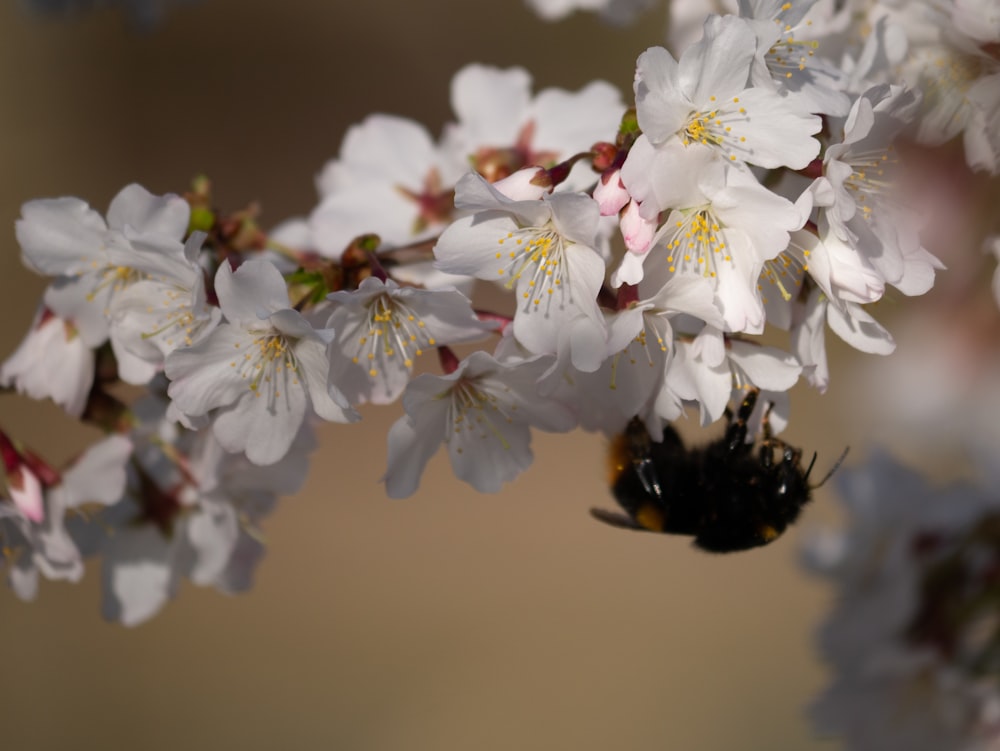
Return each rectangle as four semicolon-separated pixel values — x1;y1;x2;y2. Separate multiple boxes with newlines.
2;1;993;749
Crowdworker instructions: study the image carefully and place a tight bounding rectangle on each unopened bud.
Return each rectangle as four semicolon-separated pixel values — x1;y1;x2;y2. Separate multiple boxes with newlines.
493;167;553;201
593;169;630;215
590;142;618;172
620;199;656;254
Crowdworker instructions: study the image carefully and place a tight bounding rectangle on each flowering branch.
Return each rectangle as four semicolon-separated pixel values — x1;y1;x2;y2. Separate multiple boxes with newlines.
2;1;999;674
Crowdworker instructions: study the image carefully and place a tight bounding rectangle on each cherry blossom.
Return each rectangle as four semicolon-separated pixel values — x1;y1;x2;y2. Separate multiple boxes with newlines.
569;274;723;434
165;259;358;465
663;325;801;427
108;231;222;370
325;277;495;405
15;183;198;385
434;173;608;371
632;15;822;170
524;0;657;24
621;141;802;332
310;114;464;258
739;0;852;116
384;351;577;497
442;64;624;191
896;4;1000;173
90;401;316;626
1;435;132;601
0;304;96;417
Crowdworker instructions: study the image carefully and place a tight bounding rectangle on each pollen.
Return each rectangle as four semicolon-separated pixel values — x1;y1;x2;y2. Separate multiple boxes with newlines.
447;379;515;451
491;222;573;314
659;210;733;279
348;291;439;392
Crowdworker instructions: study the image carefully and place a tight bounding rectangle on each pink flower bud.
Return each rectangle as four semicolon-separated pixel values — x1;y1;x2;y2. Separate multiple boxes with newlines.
8;465;44;523
620;200;656;254
593;169;630;215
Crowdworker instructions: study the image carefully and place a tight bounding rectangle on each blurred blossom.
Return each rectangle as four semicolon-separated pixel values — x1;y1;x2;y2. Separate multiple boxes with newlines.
21;0;195;27
805;451;1000;751
310;114;464;259
1;435;132;601
989;235;1000;309
895;0;1000;174
1;304;96;417
524;0;657;24
442;63;624;191
87;399;317;626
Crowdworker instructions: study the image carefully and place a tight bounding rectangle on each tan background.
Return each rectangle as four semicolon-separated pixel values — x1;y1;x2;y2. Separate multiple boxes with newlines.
0;2;943;748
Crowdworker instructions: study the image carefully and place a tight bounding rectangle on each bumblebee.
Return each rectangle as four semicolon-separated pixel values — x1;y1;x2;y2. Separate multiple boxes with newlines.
591;389;843;553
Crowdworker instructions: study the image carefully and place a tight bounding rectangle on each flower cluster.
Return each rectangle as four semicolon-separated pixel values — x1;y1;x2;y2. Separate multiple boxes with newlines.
4;0;998;625
804;452;1000;751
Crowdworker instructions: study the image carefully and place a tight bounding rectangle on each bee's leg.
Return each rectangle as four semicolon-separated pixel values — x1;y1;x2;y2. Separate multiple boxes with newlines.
623;418;664;501
773;445;805;505
761;399;775;441
759;399;778;469
725;388;759;454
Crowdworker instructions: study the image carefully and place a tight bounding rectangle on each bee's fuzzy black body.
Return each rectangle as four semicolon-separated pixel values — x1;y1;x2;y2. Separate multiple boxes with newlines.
593;389;816;553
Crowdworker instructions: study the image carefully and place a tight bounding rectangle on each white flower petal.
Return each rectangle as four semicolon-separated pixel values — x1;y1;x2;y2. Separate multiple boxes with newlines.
384;399;449;498
212;376;308;466
165;325;256;417
106;183;189;239
16;197;108;277
214;259;290;325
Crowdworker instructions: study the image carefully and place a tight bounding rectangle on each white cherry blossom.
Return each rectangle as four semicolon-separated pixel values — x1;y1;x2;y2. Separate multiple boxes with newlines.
434;172;608;371
92;404;316;626
442;64;624;191
622;141;802;333
108;231;222;370
633;15;822;170
325;277;496;405
570;274;723;434
897;6;1000;173
1;305;95;417
165;259;358;465
951;0;1000;45
310;114;464;258
791;285;895;393
14;183;198;385
524;0;657;24
666;0;738;55
663;325;801;427
384;351;577;497
818;84;944;297
739;0;852;116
